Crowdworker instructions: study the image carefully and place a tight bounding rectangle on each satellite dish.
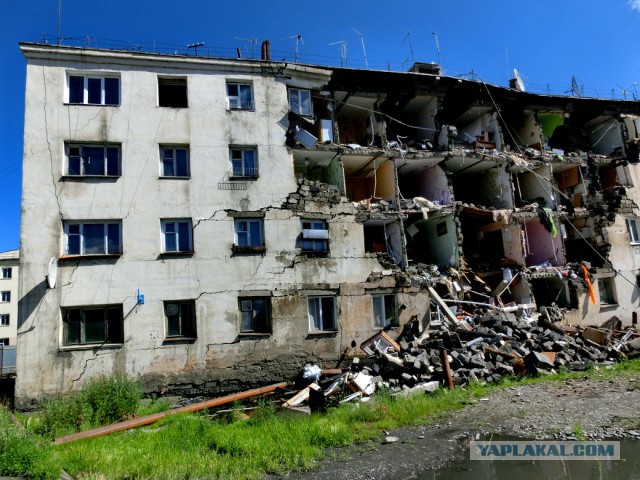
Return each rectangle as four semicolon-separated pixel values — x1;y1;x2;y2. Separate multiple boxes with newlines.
46;257;58;289
513;69;525;92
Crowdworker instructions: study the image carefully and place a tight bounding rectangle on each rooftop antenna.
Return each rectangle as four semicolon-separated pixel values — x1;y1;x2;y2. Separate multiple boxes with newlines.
432;31;441;68
505;46;509;82
402;29;414;63
282;34;304;62
568;76;583;97
235;37;258;59
187;42;205;56
57;0;61;45
352;28;368;68
329;40;347;67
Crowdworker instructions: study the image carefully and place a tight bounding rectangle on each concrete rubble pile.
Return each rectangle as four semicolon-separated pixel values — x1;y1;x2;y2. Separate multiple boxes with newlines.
284;306;640;411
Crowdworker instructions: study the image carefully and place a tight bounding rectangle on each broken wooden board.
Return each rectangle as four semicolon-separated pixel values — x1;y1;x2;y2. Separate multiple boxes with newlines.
282;383;320;408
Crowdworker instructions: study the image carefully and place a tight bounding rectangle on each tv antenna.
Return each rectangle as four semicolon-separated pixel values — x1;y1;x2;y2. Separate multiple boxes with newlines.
402;29;414;63
432;31;441;67
187;42;205;56
618;81;639;100
57;0;62;45
282;34;304;62
329;40;347;67
352;28;368;68
568;76;583;97
235;37;258;59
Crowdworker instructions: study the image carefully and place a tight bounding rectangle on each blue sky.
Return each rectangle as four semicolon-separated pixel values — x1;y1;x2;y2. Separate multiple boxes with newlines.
1;0;640;253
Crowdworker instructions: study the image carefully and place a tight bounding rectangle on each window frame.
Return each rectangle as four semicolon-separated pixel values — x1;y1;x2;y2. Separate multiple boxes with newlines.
164;300;197;340
288;88;313;116
0;314;9;326
226;82;255;111
598;278;617;305
0;338;8;346
239;297;271;334
229;147;259;179
67;74;120;106
63;221;123;257
300;219;329;253
65;143;121;177
1;291;10;303
233;218;265;251
160;146;190;178
1;268;11;279
157;76;188;108
308;296;337;332
61;305;124;346
161;219;193;254
627;218;640;245
372;294;398;328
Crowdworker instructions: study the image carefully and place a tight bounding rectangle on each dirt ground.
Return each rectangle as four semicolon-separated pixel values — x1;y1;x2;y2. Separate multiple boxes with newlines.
273;372;640;480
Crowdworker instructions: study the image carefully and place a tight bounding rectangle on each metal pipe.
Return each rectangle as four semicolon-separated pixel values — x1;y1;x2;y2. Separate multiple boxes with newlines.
53;382;288;445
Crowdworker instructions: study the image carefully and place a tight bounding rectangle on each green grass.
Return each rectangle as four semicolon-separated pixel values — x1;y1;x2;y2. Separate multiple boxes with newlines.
5;358;640;479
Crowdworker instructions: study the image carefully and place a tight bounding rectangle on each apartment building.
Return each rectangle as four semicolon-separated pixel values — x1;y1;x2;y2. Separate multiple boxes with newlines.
16;42;640;406
0;249;18;347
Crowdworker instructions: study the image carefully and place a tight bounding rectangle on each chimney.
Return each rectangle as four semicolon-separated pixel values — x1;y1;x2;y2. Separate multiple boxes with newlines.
261;40;271;61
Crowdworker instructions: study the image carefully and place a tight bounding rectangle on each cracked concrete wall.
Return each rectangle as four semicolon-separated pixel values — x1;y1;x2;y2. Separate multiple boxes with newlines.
17;51;429;406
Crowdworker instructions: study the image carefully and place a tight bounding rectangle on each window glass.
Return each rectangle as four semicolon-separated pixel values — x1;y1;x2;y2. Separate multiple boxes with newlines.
83;224;105;254
82;146;105;175
69;76;84;104
84;309;106;343
178;222;191;251
104;77;120;105
87;78;102;104
175;149;188;177
106;147;119;176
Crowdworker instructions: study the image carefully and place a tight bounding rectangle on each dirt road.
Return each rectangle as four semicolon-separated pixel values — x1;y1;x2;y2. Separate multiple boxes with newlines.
275;372;640;480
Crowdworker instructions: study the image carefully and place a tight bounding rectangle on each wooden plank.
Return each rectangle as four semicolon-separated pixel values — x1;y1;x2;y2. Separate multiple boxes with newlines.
428;286;458;325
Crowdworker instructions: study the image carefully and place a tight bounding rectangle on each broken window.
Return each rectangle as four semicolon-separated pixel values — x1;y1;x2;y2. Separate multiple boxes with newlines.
1;291;10;303
288;88;312;116
164;300;197;339
67;74;120;106
161;219;193;253
300;219;329;252
239;297;271;334
234;218;264;249
158;77;188;108
0;314;8;326
230;147;258;178
66;143;120;176
62;305;124;346
308;296;337;332
598;278;616;305
626;218;640;245
1;268;11;279
372;294;398;328
160;146;189;177
64;221;122;256
226;82;254;110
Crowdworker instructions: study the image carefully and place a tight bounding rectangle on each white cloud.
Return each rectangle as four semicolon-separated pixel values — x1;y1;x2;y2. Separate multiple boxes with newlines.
630;0;640;12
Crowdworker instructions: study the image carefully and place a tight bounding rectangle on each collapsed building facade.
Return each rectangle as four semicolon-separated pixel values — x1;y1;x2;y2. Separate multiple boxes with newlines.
15;42;640;407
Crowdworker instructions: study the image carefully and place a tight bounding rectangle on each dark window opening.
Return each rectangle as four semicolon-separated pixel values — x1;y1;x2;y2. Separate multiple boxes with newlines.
239;298;271;333
158;77;188;108
63;305;123;345
164;300;197;339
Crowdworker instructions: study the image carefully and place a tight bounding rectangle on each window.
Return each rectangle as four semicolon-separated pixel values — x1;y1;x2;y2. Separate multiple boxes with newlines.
68;74;120;106
234;218;264;249
64;222;122;256
65;144;120;176
164;300;197;339
239;297;271;333
158;77;188;108
372;294;398;328
226;82;254;110
161;219;193;253
300;219;329;252
1;291;10;303
308;296;337;332
288;88;312;116
160;146;189;177
2;268;12;279
627;219;640;245
230;147;258;178
0;315;9;326
0;338;8;346
62;305;123;346
598;278;616;305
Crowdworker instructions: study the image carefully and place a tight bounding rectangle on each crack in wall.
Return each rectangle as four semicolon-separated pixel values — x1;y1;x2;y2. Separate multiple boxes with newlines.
70;350;114;385
42;66;63;219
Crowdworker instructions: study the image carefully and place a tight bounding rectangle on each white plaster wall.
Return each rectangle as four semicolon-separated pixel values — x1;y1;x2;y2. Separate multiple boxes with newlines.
0;253;19;345
17;48;403;402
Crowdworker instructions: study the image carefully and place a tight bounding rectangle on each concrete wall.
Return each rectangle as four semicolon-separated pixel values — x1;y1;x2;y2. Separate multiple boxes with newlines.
17;46;430;406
